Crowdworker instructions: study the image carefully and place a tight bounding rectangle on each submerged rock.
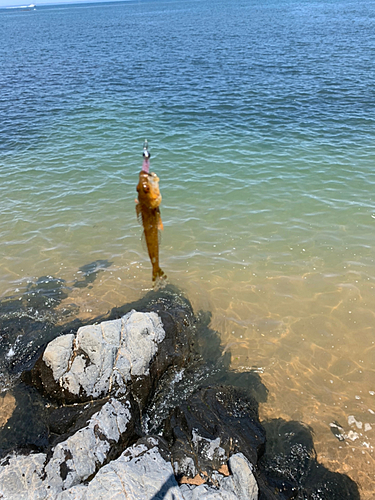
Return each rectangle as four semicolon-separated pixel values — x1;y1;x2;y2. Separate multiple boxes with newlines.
72;260;113;289
0;383;49;456
259;419;360;500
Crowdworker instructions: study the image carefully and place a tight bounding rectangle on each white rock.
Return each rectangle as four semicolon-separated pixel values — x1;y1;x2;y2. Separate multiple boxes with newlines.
180;483;238;500
42;311;165;400
120;311;166;376
56;440;184;500
0;398;133;500
0;453;47;500
45;398;132;491
227;453;258;499
52;485;87;500
43;334;75;381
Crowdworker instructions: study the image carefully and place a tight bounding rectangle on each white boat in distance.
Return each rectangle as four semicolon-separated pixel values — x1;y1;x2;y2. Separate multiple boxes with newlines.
6;4;36;10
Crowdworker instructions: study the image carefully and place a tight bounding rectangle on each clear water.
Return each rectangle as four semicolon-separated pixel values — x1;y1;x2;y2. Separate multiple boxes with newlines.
1;0;375;494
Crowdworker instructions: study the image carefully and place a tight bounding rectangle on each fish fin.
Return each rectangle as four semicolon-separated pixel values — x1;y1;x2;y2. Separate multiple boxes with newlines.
136;203;142;224
156;207;163;230
152;267;166;283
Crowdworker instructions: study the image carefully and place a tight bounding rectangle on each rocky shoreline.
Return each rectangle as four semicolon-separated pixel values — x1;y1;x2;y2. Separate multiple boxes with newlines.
0;286;360;499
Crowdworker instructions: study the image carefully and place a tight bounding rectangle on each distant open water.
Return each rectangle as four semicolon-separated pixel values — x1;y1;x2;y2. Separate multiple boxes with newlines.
1;0;375;495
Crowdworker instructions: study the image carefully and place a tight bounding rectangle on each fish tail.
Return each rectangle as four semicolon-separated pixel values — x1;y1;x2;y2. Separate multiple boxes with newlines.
152;266;166;282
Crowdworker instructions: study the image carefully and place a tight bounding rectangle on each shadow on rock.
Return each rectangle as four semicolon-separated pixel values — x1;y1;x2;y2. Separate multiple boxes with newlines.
149;474;180;500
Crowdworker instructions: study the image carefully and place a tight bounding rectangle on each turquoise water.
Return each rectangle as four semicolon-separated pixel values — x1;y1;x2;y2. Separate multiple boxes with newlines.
1;0;375;494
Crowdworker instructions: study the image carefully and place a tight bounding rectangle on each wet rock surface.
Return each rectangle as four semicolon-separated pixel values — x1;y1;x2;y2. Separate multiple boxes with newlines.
258;419;361;500
180;452;258;500
0;285;361;500
164;386;265;481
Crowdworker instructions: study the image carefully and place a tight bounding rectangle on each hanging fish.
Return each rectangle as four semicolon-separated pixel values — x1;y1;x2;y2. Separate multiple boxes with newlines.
135;140;166;282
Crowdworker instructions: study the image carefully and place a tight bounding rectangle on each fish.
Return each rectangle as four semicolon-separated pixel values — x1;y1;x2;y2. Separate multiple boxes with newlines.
135;143;166;282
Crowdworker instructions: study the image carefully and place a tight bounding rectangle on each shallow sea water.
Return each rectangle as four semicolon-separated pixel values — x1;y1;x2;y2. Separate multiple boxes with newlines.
1;0;375;495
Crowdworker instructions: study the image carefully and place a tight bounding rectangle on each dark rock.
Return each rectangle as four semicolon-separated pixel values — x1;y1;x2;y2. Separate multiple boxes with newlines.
164;385;265;482
23;276;68;312
0;383;49;458
329;421;345;442
259;419;360;500
73;260;113;288
0;275;81;376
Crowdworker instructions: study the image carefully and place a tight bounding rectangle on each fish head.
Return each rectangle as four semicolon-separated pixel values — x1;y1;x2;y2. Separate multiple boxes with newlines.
137;171;162;209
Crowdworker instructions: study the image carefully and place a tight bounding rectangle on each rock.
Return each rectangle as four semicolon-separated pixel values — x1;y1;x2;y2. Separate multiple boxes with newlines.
228;453;258;499
28;295;195;408
72;260;113;289
180;452;258;500
29;311;167;404
55;436;184;500
0;286;362;500
258;419;360;500
164;385;266;483
0;452;47;500
0;397;138;499
0;383;49;457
